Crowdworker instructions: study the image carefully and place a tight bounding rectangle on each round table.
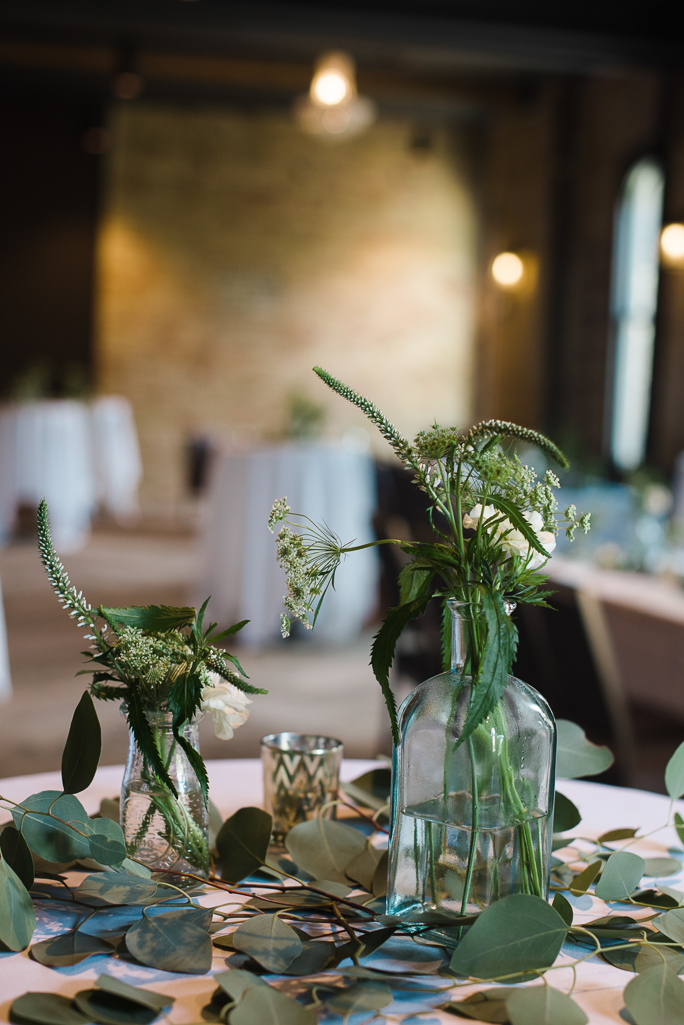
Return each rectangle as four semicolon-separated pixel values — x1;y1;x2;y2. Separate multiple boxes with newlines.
1;762;682;1024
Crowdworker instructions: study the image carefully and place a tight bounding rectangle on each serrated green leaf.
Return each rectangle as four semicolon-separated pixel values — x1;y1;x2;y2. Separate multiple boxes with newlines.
555;720;614;778
553;792;581;833
624;962;684;1025
0;824;34;890
507;985;588;1025
450;893;568;981
459;589;517;744
285;817;367;884
124;690;176;797
12;790;91;863
398;564;433;605
232;914;302;972
370;596;432;745
569;860;602;895
595;851;645;900
61;691;102;795
125;908;212;973
30;931;114;966
230;986;318;1025
0;851;36;950
488;495;550;556
216;806;272;883
101;604;196;631
552;891;573;927
9;993;91;1025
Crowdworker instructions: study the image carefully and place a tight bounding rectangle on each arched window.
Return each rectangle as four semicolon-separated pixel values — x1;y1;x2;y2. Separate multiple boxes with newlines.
609;156;664;471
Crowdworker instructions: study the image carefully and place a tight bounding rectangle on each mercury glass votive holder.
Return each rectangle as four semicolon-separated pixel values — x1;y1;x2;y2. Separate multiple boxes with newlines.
261;732;343;842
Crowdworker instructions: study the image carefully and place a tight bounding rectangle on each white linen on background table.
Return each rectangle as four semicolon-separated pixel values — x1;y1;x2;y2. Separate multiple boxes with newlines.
0;762;683;1024
196;442;378;647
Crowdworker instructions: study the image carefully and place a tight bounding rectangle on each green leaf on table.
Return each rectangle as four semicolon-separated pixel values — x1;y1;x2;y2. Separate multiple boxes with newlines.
12;791;91;863
117;857;151;878
450;893;568;981
598;827;638;842
230;986;318;1025
214;967;267;1001
631;888;680;909
345;843;385;890
603;942;684;975
74;989;159;1025
307;879;351;897
86;818;127;868
30;931;114;966
665;741;684;800
232;913;303;972
555;720;614;779
552;891;573;927
95;977;174;1012
125;907;212;973
74;872;178;906
459;589;517;745
675;812;684;847
61;691;102;795
0;850;36;951
283;939;337;976
624;963;684;1025
594;851;645;900
101;604;196;632
370;595;432;745
444;987;516;1022
216;806;272;883
324;981;393;1015
341;769;391;812
655;906;684;944
553;792;581;834
643;858;682;877
0;824;34;890
9;993;91;1025
372;850;388;897
569;860;602;895
507;985;588;1025
285;817;367;884
245;891;331;912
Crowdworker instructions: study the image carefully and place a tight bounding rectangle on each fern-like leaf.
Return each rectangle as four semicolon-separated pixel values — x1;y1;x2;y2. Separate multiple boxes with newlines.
458;588;518;745
370;596;432;745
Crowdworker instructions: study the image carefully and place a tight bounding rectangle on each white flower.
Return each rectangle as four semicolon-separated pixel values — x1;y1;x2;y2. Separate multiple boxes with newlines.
463;505;555;570
200;673;252;740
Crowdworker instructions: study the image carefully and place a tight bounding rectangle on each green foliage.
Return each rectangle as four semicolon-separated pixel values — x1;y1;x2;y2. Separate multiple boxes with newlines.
74;871;178;906
230;985;319;1025
370;596;431;744
285;817;368;884
553;792;582;833
506;985;588;1025
12;791;91;863
30;932;115;966
324;981;393;1015
86;817;127;867
569;860;602;895
0;825;34;891
9;993;91;1025
552;891;573;926
126;908;212;973
594;851;645;900
624;963;684;1025
61;691;102;794
555;720;614;778
101;605;196;631
459;588;517;744
0;851;35;951
665;740;684;799
216;806;273;883
232;914;303;972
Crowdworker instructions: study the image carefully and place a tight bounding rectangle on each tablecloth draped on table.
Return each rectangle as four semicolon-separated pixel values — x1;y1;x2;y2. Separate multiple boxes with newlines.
0;396;142;553
196;442;379;647
0;572;10;700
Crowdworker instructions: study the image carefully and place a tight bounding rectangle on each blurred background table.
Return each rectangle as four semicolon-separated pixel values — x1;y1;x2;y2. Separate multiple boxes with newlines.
196;441;379;648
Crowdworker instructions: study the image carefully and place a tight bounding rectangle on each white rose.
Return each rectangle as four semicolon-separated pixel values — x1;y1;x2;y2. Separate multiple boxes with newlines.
200;673;252;741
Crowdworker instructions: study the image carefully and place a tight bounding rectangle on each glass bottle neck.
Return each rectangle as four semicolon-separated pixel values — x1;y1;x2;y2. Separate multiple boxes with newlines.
447;596;516;673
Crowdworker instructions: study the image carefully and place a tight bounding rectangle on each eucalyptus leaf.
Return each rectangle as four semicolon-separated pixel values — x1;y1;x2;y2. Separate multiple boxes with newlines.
675;812;684;847
665;741;684;800
506;985;588;1025
555;720;614;779
0;850;36;950
30;931;114;966
75;871;178;906
282;939;336;976
345;843;385;890
324;981;393;1015
214;967;268;1001
99;797;120;822
232;913;302;972
95;976;175;1011
125;908;212;973
73;990;158;1025
569;860;602;895
553;792;581;834
117;858;152;878
285;817;367;884
341;769;391;812
216;806;272;883
9;993;91;1025
632;889;681;910
594;851;645;900
12;790;91;863
444;988;516;1023
372;850;388;897
86;817;127;868
61;690;102;794
229;986;318;1025
308;879;351;897
598;828;638;842
624;962;684;1025
0;823;34;890
655;906;684;944
552;891;573;927
603;943;684;975
245;890;331;911
450;893;568;980
643;858;682;877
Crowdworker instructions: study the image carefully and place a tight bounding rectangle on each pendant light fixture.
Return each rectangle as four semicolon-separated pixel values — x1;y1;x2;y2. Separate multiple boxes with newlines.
294;52;376;140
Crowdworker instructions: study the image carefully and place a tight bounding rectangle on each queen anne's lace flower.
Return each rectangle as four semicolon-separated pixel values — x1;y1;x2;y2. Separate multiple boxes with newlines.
201;673;252;740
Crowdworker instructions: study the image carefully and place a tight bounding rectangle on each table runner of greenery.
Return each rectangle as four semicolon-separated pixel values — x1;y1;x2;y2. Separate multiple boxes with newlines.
3;705;684;1025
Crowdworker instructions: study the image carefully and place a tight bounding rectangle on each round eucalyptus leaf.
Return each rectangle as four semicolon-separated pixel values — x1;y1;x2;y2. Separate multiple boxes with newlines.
552;891;573;927
642;858;682;878
12;791;91;863
594;851;645;901
0;824;34;891
553;792;581;834
308;879;351;897
229;986;317;1025
232;912;302;972
126;908;212;974
73;990;158;1025
345;844;384;890
665;741;684;801
94;976;174;1011
0;851;36;951
9;993;91;1025
30;931;114;967
655;906;684;944
324;981;393;1015
443;987;516;1023
75;872;178;906
507;984;588;1025
216;806;272;884
555;720;613;779
86;818;126;868
450;893;568;981
214;967;268;1001
624;963;684;1025
282;939;336;976
285;818;367;884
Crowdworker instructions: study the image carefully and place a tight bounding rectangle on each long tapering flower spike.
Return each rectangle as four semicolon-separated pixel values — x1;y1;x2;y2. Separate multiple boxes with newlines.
462;420;569;469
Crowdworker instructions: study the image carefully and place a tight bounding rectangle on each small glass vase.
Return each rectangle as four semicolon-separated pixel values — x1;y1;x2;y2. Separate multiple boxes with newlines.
120;708;210;878
387;599;556;944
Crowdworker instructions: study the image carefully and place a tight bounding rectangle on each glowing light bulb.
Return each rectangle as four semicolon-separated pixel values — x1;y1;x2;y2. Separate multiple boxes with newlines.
312;70;349;106
491;252;525;288
660;223;684;265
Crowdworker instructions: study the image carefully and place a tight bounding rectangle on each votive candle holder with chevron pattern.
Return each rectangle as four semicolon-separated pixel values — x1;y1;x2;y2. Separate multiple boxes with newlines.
261;732;343;842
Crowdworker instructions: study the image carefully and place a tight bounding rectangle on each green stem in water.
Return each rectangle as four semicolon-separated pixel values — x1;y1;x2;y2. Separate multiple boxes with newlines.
460;735;480;915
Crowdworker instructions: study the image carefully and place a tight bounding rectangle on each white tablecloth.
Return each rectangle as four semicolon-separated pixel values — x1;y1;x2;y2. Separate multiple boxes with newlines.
196;442;378;647
0;761;682;1023
0;397;142;553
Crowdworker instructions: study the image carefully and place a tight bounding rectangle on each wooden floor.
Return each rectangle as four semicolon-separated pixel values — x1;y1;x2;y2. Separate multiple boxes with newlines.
0;527;386;779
